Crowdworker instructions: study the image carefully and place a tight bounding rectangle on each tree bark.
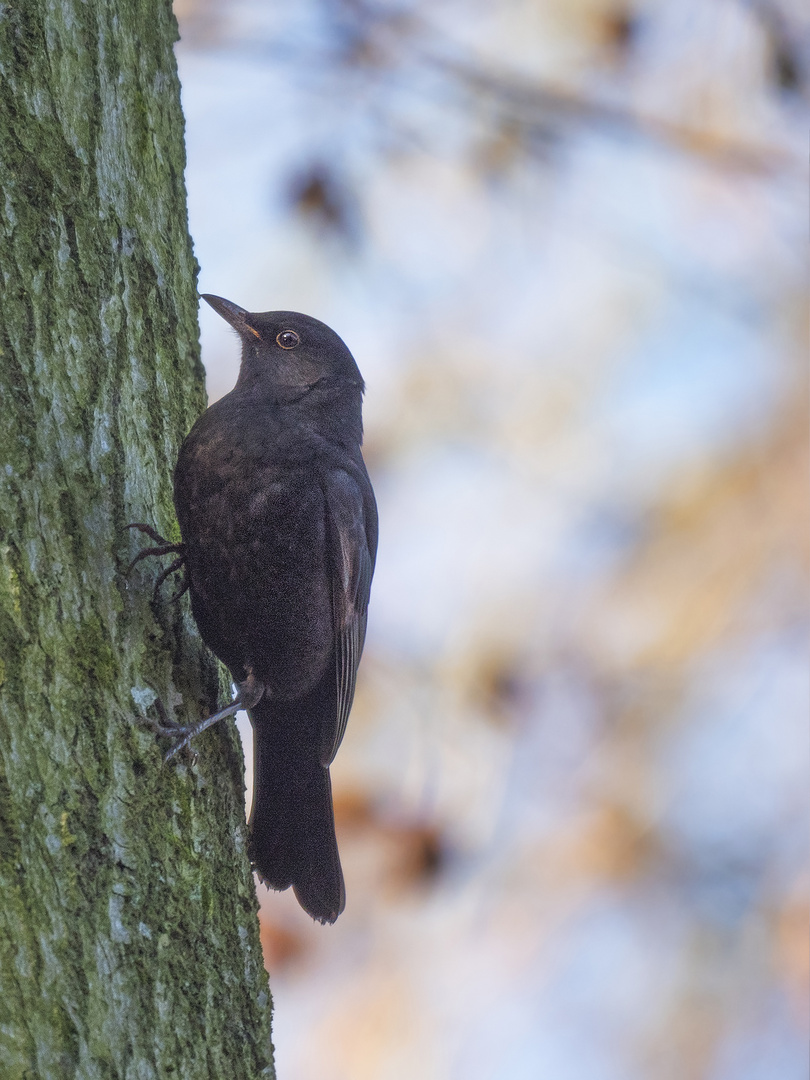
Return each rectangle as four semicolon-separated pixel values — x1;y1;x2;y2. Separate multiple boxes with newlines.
0;2;274;1077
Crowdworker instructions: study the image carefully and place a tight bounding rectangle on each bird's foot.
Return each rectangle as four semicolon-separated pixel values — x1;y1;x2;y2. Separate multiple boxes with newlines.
142;694;248;763
125;523;189;602
139;698;198;765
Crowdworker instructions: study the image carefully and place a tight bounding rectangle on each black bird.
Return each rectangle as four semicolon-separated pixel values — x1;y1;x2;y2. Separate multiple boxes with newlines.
169;294;377;923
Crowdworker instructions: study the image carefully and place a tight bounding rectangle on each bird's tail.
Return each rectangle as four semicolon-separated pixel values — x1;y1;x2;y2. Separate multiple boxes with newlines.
248;696;345;924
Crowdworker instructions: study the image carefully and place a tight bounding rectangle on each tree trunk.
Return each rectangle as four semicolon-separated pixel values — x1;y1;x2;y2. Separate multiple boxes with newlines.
0;2;274;1076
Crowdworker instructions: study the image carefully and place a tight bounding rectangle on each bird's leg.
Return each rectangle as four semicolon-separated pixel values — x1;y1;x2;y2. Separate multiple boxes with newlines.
145;673;265;763
125;522;188;601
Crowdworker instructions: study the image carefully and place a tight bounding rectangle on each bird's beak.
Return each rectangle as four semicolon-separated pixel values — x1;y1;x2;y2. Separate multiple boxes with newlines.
201;294;261;339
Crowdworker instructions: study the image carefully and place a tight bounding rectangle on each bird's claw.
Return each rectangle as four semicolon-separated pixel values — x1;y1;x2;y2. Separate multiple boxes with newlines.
138;697;199;765
139;693;244;764
125;523;188;602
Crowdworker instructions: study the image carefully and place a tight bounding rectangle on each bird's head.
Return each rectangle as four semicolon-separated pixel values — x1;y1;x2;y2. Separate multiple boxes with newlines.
202;293;364;396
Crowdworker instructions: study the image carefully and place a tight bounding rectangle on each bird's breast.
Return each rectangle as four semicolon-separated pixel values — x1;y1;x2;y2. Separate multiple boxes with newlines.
175;424;335;698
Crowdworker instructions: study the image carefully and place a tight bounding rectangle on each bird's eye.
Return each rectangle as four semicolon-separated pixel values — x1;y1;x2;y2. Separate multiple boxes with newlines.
276;330;300;349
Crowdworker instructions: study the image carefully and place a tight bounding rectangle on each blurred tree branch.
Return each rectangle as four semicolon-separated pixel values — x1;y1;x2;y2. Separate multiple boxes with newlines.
423;51;797;174
182;0;805;178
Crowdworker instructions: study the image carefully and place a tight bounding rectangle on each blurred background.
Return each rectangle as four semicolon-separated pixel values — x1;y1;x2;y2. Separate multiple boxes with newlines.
172;1;808;1078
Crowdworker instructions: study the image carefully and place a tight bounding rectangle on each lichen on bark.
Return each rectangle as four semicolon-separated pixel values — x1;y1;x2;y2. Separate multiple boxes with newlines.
0;2;274;1077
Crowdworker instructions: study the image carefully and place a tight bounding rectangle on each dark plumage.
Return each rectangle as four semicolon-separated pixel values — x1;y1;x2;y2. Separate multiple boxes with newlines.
173;294;377;923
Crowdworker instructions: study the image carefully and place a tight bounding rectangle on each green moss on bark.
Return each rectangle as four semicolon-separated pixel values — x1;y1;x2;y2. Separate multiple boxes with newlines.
0;2;274;1076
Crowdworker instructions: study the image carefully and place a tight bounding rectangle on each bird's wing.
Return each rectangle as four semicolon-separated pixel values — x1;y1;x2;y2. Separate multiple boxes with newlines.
320;468;376;765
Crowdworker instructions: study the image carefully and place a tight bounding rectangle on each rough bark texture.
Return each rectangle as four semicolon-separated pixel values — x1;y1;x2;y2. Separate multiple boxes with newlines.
0;2;274;1077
